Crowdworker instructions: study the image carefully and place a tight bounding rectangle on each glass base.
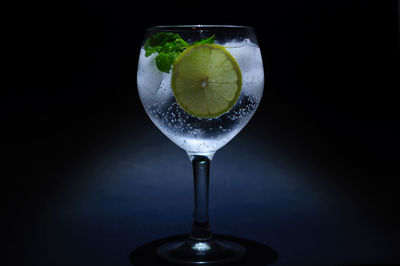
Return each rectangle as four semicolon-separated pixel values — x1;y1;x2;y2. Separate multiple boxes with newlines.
156;237;246;265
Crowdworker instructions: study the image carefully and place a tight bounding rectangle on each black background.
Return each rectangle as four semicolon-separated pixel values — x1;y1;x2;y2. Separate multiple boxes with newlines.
4;0;399;265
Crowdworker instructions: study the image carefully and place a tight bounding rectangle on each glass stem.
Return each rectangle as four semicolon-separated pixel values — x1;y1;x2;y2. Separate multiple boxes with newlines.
190;155;213;241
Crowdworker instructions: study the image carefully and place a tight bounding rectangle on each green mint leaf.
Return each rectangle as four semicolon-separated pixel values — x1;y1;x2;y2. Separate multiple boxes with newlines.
144;32;189;57
146;33;183;47
143;33;215;73
155;52;177;73
144;45;161;57
193;35;215;45
144;32;189;72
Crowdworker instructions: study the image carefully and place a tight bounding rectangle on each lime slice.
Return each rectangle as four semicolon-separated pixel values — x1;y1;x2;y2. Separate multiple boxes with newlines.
171;44;242;118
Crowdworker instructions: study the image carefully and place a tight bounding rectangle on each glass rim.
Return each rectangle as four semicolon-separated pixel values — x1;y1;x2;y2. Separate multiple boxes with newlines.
147;25;254;31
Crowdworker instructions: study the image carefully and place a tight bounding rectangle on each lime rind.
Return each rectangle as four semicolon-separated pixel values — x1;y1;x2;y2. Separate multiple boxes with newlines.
171;44;242;119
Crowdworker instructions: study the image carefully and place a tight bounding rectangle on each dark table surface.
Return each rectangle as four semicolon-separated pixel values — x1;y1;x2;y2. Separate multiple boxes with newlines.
4;105;400;265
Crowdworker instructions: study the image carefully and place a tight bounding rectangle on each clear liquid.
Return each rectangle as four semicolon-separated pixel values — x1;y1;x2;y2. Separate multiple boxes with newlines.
137;39;264;158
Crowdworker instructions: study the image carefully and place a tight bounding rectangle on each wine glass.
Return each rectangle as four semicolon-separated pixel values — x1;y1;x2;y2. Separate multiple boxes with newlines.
137;25;264;264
